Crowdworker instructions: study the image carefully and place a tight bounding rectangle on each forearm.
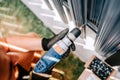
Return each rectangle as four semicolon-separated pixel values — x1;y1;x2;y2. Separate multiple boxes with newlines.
4;36;43;52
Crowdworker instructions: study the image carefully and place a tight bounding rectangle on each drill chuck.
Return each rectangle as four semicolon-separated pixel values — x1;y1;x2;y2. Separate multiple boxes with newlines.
67;28;81;41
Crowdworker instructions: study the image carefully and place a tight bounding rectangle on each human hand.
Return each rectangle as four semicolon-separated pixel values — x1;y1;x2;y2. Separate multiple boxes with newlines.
0;46;19;80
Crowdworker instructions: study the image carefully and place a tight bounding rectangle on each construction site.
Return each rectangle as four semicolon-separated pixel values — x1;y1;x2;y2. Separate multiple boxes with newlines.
0;0;120;80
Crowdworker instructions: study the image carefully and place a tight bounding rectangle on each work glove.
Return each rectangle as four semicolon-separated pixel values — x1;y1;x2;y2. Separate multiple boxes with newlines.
42;28;76;52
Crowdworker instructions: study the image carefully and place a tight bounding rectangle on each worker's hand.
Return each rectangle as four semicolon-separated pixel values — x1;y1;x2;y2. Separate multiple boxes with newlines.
0;46;19;80
42;28;69;51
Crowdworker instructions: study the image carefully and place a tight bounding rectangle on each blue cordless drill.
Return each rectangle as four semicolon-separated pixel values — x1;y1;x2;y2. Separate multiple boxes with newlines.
34;28;81;73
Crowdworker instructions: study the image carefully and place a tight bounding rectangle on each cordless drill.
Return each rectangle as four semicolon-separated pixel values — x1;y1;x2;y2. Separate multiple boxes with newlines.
34;28;81;73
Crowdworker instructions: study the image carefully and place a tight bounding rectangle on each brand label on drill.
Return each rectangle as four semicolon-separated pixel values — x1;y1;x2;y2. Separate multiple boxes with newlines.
53;44;63;55
34;48;61;73
34;59;47;73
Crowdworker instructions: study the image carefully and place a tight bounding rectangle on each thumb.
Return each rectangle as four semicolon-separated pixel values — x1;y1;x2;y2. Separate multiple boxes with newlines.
7;53;19;66
7;53;19;80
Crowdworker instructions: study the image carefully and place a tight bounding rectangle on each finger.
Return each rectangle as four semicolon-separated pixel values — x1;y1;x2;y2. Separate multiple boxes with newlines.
7;53;19;66
17;51;34;71
8;55;19;80
0;46;5;53
0;52;10;80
